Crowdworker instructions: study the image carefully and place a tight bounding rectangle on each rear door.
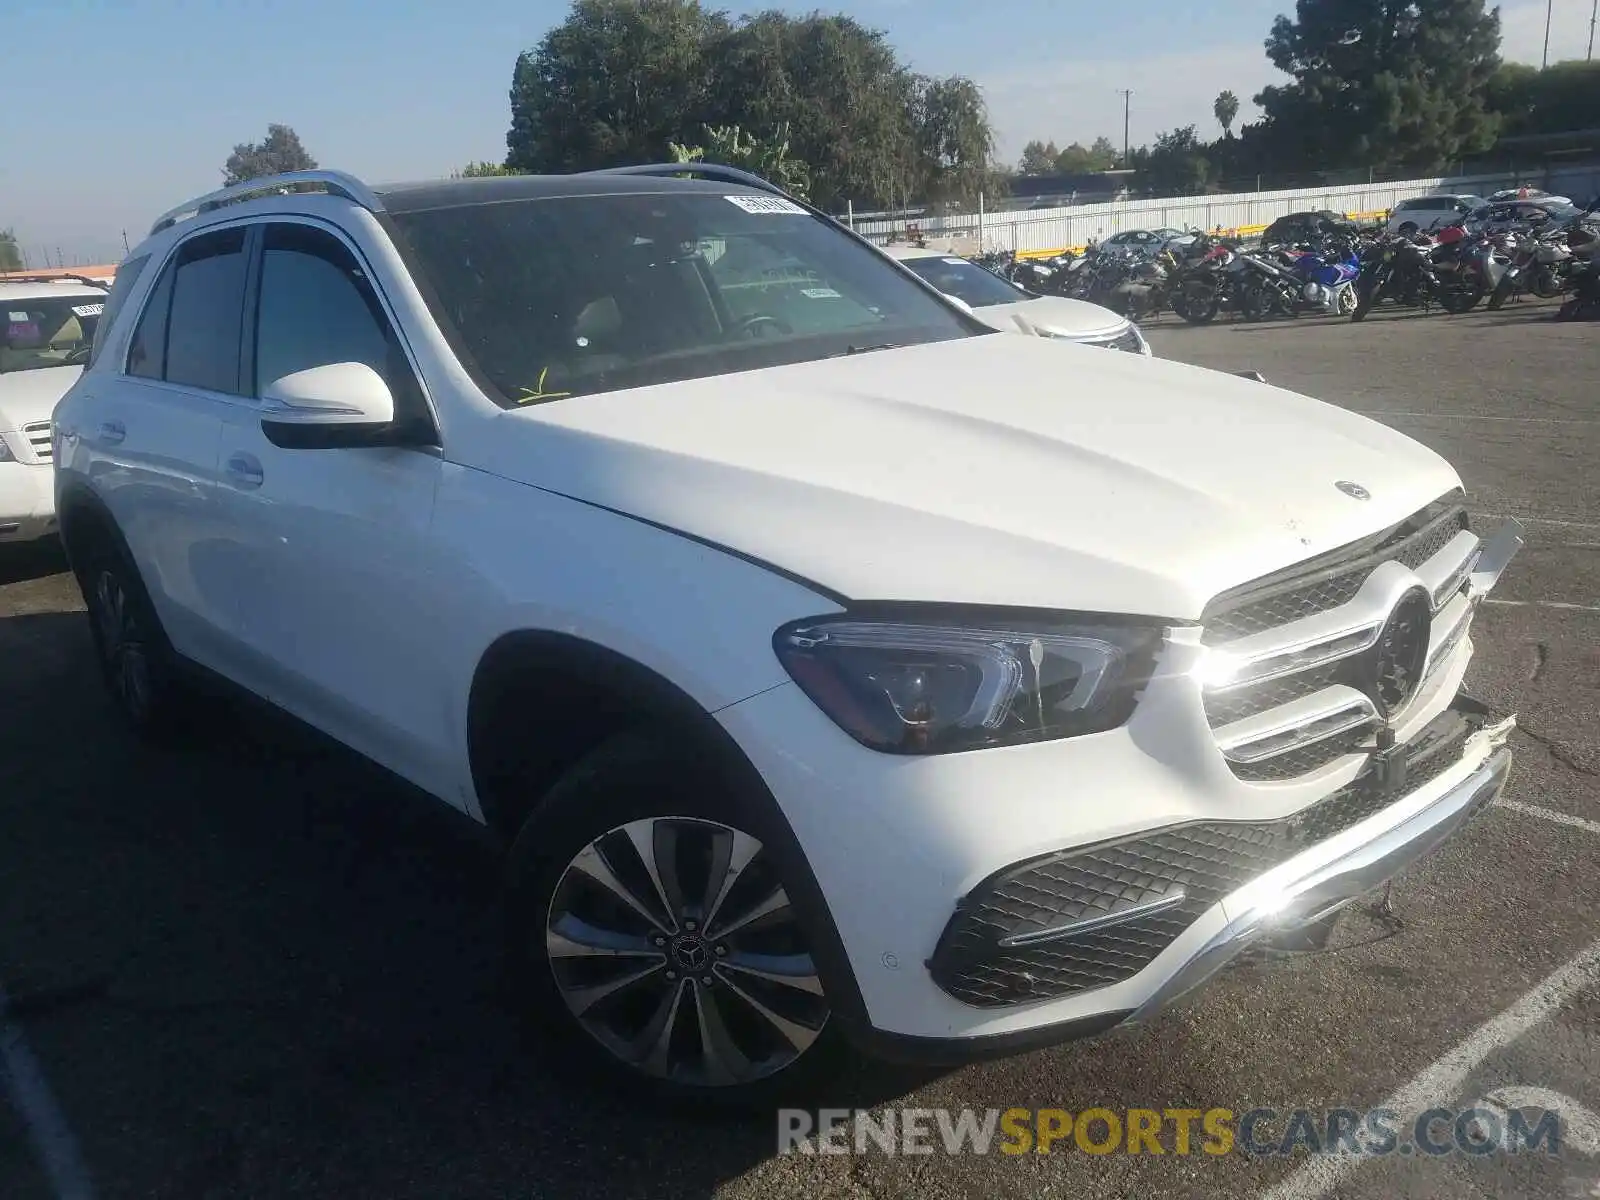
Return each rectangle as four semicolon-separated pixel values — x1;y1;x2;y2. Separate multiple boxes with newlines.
86;227;247;666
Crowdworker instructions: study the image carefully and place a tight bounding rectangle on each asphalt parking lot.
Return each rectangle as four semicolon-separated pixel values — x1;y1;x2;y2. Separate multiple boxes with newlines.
2;300;1598;1200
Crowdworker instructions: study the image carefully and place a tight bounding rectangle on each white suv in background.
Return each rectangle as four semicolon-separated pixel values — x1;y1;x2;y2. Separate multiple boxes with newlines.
54;167;1524;1106
1384;194;1485;236
880;244;1151;355
1;275;108;543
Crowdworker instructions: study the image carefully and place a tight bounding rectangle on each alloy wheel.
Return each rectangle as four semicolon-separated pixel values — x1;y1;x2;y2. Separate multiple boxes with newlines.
545;816;829;1087
93;568;152;718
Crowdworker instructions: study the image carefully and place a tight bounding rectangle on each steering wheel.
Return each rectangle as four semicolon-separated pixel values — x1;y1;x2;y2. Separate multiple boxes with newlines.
736;312;792;339
62;343;94;366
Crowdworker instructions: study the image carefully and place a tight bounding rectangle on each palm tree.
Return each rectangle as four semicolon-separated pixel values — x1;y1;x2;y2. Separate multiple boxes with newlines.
1214;90;1240;139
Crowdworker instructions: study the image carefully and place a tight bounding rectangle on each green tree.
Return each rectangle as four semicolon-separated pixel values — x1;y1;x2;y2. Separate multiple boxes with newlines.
1488;60;1600;138
455;161;521;177
909;74;996;205
1214;90;1240;138
506;0;730;174
1132;126;1214;195
223;123;318;185
669;122;811;198
503;1;995;212
1055;138;1118;173
0;229;21;272
1018;139;1059;174
1255;0;1502;172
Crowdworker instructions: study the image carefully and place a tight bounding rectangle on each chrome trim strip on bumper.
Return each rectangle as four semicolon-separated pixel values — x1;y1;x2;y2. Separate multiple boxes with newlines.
999;891;1189;948
1125;718;1515;1025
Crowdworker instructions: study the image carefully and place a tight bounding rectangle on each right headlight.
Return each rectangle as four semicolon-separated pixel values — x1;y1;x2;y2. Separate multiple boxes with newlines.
772;613;1166;755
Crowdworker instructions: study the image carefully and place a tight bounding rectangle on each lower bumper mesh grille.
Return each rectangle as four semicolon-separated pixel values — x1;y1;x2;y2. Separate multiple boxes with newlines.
927;709;1479;1009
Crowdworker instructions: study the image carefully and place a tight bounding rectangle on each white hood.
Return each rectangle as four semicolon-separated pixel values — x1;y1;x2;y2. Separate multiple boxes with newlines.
973;295;1130;342
479;335;1461;618
0;366;80;432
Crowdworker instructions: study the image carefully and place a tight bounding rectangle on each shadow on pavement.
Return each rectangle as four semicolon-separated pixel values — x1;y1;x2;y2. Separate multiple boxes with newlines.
0;611;941;1200
0;539;68;587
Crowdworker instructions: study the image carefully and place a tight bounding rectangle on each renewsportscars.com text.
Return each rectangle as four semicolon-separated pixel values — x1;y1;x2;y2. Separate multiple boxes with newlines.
778;1106;1564;1158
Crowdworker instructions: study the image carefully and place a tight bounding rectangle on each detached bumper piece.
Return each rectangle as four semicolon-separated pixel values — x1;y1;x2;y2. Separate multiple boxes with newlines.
928;699;1508;1009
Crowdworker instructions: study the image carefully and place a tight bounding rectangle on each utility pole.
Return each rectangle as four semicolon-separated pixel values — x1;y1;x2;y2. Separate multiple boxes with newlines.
121;229;130;255
1542;0;1553;67
1118;89;1133;167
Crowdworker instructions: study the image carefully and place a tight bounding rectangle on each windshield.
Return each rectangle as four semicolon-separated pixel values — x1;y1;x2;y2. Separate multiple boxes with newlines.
388;190;981;405
1;294;102;375
898;255;1031;308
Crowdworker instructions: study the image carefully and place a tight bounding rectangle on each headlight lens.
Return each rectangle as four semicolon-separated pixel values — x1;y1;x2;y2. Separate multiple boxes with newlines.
773;614;1165;754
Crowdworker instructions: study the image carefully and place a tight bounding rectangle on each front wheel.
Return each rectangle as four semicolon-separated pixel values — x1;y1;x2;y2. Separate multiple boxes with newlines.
1439;286;1483;315
505;731;845;1107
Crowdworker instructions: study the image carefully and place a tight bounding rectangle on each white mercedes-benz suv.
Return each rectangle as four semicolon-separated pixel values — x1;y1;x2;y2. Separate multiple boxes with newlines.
1;275;108;543
53;166;1523;1106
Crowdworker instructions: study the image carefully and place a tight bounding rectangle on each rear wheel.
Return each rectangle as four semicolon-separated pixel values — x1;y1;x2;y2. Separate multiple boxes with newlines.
73;529;197;741
505;731;845;1108
1439;286;1483;315
1179;279;1220;324
1398;222;1419;237
1531;268;1564;299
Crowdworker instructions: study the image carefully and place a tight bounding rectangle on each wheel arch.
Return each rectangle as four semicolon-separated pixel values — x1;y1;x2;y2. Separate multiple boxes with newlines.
466;628;768;842
467;628;877;1034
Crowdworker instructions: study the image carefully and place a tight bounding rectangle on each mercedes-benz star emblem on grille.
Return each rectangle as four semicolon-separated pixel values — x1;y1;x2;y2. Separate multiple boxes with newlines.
1370;586;1433;714
1335;480;1372;500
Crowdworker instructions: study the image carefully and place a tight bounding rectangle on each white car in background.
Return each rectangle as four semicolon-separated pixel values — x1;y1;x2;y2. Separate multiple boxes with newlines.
1384;195;1485;236
1;276;109;543
882;244;1151;355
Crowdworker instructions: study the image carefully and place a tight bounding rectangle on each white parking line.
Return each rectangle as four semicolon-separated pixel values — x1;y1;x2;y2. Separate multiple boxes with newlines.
1499;799;1600;837
1482;599;1600;614
1260;934;1600;1200
0;983;96;1200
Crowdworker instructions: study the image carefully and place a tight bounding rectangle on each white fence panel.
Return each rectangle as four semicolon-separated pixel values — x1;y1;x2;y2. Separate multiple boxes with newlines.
843;164;1600;255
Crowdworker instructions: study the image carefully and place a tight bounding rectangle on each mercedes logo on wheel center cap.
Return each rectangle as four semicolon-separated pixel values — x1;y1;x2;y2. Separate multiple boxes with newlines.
1335;480;1372;500
1369;587;1433;714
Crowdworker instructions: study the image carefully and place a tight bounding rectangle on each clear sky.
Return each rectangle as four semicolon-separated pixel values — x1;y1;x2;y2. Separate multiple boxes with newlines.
4;0;1590;265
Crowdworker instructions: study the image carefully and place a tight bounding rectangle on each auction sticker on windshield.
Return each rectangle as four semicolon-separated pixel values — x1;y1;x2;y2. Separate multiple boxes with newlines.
725;195;808;215
71;304;104;318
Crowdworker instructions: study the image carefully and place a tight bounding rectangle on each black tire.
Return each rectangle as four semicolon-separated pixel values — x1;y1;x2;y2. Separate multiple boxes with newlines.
1351;280;1380;322
504;729;848;1110
1530;268;1564;299
73;527;197;741
1240;283;1274;322
1439;287;1483;315
1486;277;1514;311
1178;279;1220;324
1398;222;1419;237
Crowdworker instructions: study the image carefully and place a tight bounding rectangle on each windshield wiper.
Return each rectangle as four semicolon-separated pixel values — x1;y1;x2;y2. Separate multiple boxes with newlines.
831;342;901;358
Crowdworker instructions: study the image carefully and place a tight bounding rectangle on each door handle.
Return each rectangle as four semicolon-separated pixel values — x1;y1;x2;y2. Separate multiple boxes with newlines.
98;420;125;445
224;452;264;490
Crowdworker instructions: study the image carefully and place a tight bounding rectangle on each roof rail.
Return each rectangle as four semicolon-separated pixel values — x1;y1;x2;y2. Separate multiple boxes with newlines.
0;272;111;291
587;162;793;200
149;170;384;237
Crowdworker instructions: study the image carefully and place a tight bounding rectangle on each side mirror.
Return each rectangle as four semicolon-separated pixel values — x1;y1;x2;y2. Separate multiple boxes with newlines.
259;362;398;450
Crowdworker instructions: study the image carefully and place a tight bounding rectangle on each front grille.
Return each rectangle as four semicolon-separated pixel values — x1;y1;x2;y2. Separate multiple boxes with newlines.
1203;496;1469;644
22;421;52;463
928;709;1480;1008
1200;492;1478;781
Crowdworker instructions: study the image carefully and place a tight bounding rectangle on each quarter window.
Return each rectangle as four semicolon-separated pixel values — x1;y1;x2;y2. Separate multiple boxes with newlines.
164;227;249;394
88;254;148;370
